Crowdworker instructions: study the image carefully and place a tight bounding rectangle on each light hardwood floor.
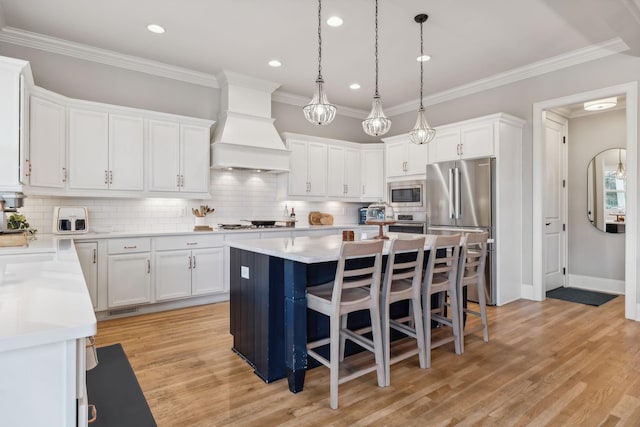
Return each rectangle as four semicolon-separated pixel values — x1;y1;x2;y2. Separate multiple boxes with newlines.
95;296;640;426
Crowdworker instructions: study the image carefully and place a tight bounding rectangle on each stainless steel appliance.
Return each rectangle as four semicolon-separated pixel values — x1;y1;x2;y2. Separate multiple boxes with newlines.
0;192;25;233
53;206;88;234
425;158;496;304
388;213;427;234
388;180;426;208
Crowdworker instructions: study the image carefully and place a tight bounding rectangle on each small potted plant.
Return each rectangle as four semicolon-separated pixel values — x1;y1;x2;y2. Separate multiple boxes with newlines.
7;213;38;239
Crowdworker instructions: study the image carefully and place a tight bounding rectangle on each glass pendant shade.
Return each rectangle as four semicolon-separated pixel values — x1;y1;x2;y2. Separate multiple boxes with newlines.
409;107;436;144
363;96;392;136
616;149;626;179
303;78;336;125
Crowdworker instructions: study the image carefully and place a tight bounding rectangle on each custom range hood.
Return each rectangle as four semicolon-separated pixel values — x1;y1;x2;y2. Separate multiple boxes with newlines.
211;71;289;172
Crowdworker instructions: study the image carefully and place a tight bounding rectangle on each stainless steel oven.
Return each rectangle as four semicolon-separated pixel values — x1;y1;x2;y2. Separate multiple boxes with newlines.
388;213;427;234
388;180;426;208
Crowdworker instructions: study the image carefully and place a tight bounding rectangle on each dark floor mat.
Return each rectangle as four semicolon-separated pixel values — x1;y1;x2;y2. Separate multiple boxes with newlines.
86;344;157;427
546;287;618;306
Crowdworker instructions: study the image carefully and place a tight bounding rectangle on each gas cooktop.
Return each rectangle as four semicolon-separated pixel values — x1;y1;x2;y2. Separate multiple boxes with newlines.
218;224;287;230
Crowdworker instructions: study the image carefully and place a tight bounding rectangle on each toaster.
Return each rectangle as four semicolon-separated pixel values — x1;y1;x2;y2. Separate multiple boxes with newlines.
53;206;89;234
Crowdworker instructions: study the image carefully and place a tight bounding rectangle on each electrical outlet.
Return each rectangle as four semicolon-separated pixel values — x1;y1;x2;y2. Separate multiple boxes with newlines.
241;266;250;279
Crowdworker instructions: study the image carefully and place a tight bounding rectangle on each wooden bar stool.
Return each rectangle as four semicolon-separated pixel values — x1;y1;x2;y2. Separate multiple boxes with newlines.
422;234;462;368
380;236;427;386
457;232;490;353
306;240;385;409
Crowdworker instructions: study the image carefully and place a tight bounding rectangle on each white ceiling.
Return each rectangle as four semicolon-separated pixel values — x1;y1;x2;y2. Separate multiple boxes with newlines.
0;0;638;113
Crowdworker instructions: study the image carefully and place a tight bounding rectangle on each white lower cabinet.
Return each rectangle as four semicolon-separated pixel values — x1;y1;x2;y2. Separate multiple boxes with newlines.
75;241;98;308
107;238;151;308
154;250;192;300
191;247;225;295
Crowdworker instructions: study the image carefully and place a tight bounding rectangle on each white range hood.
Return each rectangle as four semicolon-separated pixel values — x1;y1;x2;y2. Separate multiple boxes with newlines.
211;71;289;172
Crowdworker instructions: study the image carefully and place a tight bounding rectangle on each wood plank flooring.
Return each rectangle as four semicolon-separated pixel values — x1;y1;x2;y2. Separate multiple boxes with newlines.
94;295;640;426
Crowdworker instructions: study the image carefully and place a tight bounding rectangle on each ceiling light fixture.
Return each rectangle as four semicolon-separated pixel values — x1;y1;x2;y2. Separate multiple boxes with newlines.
584;97;617;111
327;16;343;27
268;59;282;68
409;14;436;145
147;24;165;34
303;0;337;125
616;148;626;180
362;0;391;136
349;83;361;90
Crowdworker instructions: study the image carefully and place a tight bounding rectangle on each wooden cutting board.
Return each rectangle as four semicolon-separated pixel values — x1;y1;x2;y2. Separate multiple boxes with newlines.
308;211;334;225
0;231;27;247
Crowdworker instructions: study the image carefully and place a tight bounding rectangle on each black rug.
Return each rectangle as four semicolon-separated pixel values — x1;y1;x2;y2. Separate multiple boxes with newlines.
546;287;618;306
86;344;157;427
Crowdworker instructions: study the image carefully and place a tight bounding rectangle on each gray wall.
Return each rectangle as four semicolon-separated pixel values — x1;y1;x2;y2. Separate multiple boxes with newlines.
568;109;626;280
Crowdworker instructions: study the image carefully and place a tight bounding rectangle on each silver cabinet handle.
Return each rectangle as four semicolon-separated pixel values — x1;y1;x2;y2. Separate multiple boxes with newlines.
147;259;151;274
62;167;67;182
193;256;196;269
109;170;113;184
92;248;97;264
25;159;31;177
104;170;109;184
186;242;197;246
177;174;180;187
180;175;184;187
124;245;137;249
188;255;192;269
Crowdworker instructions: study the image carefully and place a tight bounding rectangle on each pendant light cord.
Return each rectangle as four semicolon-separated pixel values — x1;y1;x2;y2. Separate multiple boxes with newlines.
419;20;424;110
317;0;323;81
374;0;379;97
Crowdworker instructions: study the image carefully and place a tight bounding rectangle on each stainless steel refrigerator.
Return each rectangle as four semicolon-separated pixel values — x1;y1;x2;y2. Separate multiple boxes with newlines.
425;157;496;305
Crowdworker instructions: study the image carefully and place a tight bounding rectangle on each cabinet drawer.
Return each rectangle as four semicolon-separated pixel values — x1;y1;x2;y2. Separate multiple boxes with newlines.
154;234;224;251
107;237;151;254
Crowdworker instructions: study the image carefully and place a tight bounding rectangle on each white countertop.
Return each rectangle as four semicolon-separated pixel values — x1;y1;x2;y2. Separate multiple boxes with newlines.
226;232;433;264
0;236;97;353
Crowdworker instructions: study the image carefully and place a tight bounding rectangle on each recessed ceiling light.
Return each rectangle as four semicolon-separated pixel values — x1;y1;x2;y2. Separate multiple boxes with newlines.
349;83;361;90
584;97;617;111
147;24;165;34
416;54;431;62
327;16;343;27
268;59;282;68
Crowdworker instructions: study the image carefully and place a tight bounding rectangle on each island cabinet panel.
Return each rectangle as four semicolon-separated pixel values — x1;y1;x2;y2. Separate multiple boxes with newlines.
229;248;284;382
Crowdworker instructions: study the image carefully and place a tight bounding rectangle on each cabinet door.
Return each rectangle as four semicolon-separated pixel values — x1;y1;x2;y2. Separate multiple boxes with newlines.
28;96;66;188
288;140;309;196
460;122;494;159
306;142;327;196
430;129;460;163
69;108;109;190
406;141;428;175
75;242;98;309
327;146;346;197
191;247;225;295
386;142;406;177
148;120;181;192
361;149;384;200
180;124;210;193
107;253;151;307
154;250;192;301
109;114;144;191
344;148;361;198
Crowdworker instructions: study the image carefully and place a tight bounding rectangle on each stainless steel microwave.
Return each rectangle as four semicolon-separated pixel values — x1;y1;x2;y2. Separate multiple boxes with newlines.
388;180;426;208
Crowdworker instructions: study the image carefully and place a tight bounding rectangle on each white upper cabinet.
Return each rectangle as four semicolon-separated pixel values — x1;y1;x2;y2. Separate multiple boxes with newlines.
28;95;66;188
108;114;144;190
287;139;327;197
360;145;384;201
428;128;460;164
383;135;428;179
148;120;210;194
430;119;495;163
327;146;361;199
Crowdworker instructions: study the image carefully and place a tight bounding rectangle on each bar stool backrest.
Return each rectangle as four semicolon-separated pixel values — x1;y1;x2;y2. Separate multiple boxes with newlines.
424;234;461;294
332;240;385;307
382;237;426;299
459;232;489;284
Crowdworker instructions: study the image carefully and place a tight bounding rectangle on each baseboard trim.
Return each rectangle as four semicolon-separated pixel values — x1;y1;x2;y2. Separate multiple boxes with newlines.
567;274;624;295
95;293;229;320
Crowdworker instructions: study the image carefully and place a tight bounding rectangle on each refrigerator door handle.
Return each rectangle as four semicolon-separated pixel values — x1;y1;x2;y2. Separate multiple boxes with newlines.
448;168;455;219
454;167;462;219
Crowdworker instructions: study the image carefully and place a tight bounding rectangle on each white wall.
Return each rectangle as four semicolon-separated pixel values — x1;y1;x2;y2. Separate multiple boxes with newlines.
568;109;626;281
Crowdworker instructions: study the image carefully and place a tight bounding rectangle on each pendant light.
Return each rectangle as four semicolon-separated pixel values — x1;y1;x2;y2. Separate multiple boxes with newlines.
362;0;391;136
303;0;337;125
409;14;436;145
616;148;626;179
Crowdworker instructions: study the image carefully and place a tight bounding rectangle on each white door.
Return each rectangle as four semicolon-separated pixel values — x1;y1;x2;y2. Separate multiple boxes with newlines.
148;120;181;192
288;140;309;196
306;142;327;196
68;108;109;190
327;146;346;197
109;114;144;191
543;113;567;291
344;148;361;198
107;253;151;307
75;242;98;308
154;250;192;301
191;247;225;295
28;96;66;188
361;149;384;200
180;124;210;193
386;142;406;177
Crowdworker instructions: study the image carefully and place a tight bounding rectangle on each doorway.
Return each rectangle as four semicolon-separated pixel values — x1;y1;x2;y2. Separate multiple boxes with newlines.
532;82;639;320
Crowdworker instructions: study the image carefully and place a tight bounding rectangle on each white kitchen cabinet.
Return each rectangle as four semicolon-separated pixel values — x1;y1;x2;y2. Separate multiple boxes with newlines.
154;250;192;300
429;120;495;163
107;238;151;308
148;120;210;194
360;145;384;201
287;139;327;196
191;247;225;295
68;108;108;190
109;114;144;190
460;121;494;158
428;128;460;164
75;241;98;308
28;95;66;188
327;145;361;199
383;136;428;179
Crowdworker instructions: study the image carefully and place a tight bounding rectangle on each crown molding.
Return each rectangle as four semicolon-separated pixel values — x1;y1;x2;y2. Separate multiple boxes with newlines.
623;0;640;23
272;90;368;119
0;26;220;88
385;37;630;117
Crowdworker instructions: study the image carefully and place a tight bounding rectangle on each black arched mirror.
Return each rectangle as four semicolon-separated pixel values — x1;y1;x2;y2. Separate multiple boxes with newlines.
587;148;626;233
